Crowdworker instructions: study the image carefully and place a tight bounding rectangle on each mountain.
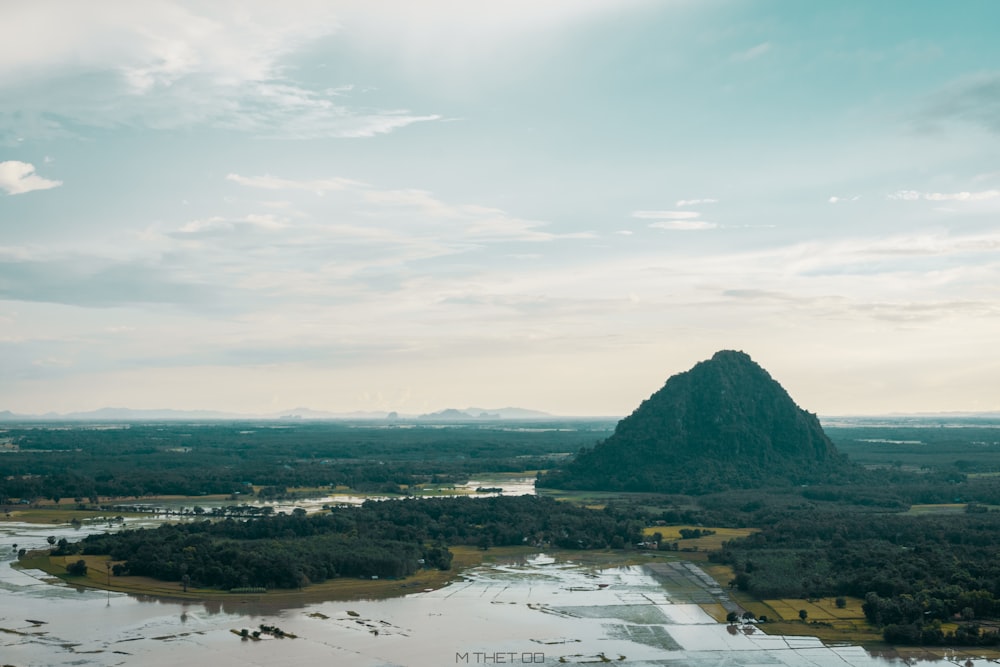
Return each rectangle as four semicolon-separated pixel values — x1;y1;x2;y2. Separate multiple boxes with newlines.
538;350;852;494
417;407;552;420
418;408;495;420
0;405;553;422
272;407;393;420
0;407;248;421
465;407;552;419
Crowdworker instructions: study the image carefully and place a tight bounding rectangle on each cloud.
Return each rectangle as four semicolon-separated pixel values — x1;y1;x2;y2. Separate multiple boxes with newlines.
226;173;365;193
732;42;772;62
634;208;719;231
916;71;1000;134
0;254;225;308
330;0;654;72
888;188;1000;202
228;172;588;244
924;190;1000;202
0;160;62;195
0;2;440;140
171;214;290;237
828;195;860;204
676;198;718;207
722;289;805;303
631;210;700;220
649;220;718;231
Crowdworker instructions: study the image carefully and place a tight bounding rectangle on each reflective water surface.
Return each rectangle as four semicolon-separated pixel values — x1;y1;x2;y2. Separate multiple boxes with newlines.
2;521;992;667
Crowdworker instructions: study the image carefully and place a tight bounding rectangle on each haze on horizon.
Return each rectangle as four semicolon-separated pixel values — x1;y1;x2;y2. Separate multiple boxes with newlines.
2;1;1000;418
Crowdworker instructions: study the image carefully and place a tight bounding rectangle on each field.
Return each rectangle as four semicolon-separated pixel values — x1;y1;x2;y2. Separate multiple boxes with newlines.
643;525;757;551
905;503;969;515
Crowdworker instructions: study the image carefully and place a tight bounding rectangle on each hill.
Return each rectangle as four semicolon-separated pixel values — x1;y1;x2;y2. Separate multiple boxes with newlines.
538;350;853;494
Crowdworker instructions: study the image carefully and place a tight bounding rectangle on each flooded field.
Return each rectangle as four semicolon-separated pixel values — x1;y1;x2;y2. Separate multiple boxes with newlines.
4;517;997;667
97;474;538;519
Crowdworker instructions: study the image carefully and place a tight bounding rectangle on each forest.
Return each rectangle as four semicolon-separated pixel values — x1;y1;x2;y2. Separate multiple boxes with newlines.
711;509;1000;646
0;419;615;500
55;495;646;590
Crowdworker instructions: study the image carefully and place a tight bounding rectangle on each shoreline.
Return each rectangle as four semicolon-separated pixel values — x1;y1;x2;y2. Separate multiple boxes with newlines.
14;546;1000;661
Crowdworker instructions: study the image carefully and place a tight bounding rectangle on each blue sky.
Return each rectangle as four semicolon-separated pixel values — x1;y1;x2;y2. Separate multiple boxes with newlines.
2;0;1000;416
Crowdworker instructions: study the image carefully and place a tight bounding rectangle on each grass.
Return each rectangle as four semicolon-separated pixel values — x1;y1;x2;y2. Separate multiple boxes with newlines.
0;507;139;524
643;525;758;551
691;557;887;645
905;503;970;516
728;595;883;644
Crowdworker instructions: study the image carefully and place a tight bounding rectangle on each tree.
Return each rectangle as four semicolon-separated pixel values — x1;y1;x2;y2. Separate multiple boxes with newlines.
835;597;847;609
798;609;808;622
66;559;88;576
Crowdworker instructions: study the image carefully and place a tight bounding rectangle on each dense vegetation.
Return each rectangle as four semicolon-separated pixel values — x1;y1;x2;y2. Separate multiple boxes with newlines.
55;496;646;590
827;421;1000;473
0;419;615;500
713;508;1000;646
540;351;855;493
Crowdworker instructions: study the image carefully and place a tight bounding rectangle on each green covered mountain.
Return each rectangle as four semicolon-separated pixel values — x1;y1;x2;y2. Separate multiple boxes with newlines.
538;350;851;494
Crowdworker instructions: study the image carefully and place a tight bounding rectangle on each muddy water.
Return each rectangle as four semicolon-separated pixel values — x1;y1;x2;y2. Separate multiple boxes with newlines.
1;524;989;667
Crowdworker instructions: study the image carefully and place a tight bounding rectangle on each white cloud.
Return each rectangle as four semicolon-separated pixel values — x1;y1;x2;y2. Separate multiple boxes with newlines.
0;160;62;195
631;210;701;220
226;173;365;193
0;1;338;88
174;214;290;236
888;188;999;202
924;189;1000;202
331;0;654;70
676;198;718;207
634;206;720;230
0;2;440;140
649;220;718;231
732;42;772;62
227;172;593;244
829;195;860;204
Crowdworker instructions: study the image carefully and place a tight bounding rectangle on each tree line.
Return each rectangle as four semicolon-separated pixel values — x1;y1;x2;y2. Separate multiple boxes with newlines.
712;509;1000;646
56;496;647;591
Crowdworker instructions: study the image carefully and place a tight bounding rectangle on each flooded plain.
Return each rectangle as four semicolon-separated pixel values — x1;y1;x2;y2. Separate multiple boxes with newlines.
4;519;996;667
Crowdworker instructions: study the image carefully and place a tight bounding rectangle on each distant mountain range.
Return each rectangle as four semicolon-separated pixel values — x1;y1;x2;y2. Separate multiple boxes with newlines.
1;404;997;424
0;406;554;422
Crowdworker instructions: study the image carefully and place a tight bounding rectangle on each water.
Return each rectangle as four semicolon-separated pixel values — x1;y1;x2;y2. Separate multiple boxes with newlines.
1;523;992;666
102;475;537;518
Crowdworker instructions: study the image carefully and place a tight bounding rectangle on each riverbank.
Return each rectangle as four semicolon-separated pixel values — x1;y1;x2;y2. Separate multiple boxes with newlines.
16;546;679;603
17;545;493;603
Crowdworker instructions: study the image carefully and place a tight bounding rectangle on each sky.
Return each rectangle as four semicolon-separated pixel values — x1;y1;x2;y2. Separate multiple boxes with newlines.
2;1;1000;417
